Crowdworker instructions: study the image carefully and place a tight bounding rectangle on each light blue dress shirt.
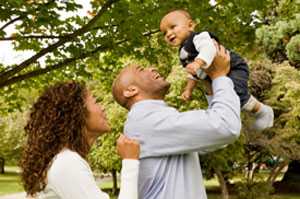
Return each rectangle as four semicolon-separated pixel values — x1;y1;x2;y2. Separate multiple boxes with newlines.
124;76;241;199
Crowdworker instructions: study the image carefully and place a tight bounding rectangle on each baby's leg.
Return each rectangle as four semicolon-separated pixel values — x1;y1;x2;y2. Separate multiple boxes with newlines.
227;52;274;131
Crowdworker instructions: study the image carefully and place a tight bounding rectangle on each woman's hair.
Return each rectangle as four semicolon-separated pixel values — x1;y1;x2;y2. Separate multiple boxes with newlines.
20;81;90;195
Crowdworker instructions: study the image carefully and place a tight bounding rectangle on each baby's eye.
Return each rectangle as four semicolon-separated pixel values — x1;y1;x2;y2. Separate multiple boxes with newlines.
171;25;176;29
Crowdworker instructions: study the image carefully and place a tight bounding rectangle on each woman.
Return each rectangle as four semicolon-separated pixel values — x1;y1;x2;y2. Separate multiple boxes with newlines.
20;81;139;199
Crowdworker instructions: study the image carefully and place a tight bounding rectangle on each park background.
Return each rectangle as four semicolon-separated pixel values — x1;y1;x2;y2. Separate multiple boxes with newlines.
0;0;300;198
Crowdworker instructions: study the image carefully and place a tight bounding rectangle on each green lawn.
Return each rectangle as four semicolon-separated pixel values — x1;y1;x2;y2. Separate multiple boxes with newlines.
1;166;300;199
0;166;23;196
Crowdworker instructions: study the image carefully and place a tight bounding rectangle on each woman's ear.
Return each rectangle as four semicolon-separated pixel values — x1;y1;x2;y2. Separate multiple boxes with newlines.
123;85;138;98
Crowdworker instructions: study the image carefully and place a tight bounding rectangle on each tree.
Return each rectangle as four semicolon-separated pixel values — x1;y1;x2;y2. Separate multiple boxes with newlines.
255;0;300;192
0;111;26;173
255;0;300;66
0;0;271;88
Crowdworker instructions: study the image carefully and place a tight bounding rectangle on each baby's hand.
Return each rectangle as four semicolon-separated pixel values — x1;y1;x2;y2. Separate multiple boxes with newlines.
117;134;140;160
186;61;201;76
181;89;192;101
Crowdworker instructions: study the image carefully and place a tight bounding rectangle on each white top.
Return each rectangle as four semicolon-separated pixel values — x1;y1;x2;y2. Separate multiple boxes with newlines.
36;149;139;199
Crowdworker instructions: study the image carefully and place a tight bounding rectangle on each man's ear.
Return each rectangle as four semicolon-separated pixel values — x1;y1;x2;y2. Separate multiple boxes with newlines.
123;85;138;98
188;19;196;30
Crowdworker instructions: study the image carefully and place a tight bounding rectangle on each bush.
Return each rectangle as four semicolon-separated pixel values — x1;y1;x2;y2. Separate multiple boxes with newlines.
286;35;300;64
235;182;274;199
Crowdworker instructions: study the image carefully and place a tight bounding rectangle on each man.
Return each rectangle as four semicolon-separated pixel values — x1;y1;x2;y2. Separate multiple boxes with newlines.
112;45;241;199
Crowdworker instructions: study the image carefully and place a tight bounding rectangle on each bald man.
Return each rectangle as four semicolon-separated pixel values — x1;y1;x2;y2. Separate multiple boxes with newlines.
112;45;241;199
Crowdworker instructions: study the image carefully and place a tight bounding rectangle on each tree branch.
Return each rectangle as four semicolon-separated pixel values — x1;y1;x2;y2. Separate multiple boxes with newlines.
0;28;159;88
0;35;64;41
0;39;126;88
0;0;56;32
0;0;119;83
0;16;23;32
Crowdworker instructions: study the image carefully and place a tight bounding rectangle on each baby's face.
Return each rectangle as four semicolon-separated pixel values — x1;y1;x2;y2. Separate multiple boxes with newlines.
160;11;194;47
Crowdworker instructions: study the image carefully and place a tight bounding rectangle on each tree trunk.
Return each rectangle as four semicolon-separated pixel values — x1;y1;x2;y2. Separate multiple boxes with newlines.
0;157;4;174
111;169;118;196
215;169;229;199
267;160;289;184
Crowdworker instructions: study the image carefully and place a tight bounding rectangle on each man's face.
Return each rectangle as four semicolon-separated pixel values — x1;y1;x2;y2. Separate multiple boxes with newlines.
130;66;170;98
160;11;194;47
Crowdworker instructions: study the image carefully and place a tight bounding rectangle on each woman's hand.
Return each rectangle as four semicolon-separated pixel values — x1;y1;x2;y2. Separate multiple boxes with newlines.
117;134;140;160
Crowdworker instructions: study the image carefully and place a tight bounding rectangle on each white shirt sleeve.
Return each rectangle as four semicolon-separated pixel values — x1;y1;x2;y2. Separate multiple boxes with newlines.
193;31;217;68
118;159;139;199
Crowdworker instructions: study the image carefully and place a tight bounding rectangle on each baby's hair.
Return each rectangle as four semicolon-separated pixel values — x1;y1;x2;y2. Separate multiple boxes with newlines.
165;9;193;20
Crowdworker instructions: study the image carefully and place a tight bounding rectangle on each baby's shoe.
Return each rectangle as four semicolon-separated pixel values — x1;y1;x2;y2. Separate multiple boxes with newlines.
252;104;274;131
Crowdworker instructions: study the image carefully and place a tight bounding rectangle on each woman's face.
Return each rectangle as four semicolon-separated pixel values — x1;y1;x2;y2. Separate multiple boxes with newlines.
85;91;111;136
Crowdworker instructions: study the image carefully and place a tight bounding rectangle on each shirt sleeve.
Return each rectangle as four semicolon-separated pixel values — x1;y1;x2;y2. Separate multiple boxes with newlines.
193;31;217;68
48;154;109;199
118;159;139;199
140;76;241;157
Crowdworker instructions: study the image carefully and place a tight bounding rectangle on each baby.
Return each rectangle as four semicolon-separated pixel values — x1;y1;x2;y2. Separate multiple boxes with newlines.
160;9;274;131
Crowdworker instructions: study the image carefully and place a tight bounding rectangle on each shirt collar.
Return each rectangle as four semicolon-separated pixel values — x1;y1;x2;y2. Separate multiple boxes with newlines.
130;99;167;110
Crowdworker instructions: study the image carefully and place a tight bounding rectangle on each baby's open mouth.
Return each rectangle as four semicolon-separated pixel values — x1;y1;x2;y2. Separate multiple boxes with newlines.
170;37;176;42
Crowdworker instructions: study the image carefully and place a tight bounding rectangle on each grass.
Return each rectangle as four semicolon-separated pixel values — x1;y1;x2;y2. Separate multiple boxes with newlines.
0;166;23;196
1;166;300;198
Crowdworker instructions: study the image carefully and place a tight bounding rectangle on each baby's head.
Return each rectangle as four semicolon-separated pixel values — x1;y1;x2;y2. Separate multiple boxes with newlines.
160;10;196;47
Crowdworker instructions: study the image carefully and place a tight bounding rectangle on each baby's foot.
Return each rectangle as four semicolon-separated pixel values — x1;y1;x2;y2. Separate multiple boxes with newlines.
252;104;274;131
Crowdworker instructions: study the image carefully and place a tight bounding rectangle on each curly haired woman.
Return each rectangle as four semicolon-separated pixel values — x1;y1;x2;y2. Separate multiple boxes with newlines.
20;81;140;199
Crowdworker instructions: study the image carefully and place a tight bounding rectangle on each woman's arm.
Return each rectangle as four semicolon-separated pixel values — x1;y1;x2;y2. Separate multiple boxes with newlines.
117;135;140;199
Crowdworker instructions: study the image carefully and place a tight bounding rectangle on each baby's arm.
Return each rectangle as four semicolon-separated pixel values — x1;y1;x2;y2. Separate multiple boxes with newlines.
181;77;197;101
186;32;217;77
193;31;217;69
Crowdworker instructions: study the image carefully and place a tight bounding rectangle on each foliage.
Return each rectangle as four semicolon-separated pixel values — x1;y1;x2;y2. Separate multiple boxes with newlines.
255;0;300;64
286;34;300;64
0;0;272;112
254;62;300;160
235;181;274;199
248;59;273;100
0;112;26;165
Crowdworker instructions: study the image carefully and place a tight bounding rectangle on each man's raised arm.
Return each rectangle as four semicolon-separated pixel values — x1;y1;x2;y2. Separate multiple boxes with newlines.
138;45;241;157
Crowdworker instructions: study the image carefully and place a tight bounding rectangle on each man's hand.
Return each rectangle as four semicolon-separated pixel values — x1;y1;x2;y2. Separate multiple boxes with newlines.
117;134;140;160
204;44;230;80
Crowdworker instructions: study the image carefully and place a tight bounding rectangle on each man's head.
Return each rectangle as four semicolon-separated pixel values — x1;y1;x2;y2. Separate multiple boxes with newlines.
112;64;170;109
160;10;196;47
